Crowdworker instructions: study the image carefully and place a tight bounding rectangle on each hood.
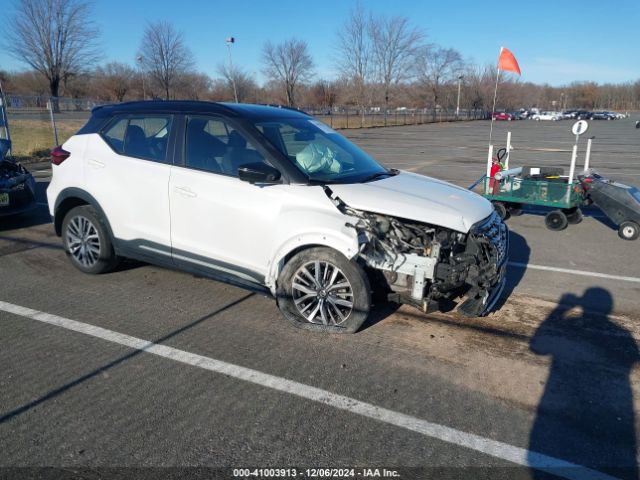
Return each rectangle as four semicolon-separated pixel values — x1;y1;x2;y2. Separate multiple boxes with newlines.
329;171;493;233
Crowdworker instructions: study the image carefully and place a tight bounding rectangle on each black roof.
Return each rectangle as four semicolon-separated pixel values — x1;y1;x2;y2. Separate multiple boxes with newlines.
91;100;311;120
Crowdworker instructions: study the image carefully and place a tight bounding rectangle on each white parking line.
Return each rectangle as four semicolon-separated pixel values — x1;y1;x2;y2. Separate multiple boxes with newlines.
0;300;618;480
508;262;640;284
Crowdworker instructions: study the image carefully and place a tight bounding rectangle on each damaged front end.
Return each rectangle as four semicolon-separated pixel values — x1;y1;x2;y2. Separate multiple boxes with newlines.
0;157;37;217
328;189;509;316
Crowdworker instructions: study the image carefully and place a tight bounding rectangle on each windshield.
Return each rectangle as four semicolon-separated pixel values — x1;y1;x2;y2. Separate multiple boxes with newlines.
253;117;388;183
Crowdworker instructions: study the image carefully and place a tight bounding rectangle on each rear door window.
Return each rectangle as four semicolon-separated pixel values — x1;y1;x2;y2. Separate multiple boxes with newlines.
102;115;172;163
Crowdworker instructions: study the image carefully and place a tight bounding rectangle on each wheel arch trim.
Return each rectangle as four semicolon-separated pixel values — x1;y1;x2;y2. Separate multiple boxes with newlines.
53;187;115;241
265;230;360;293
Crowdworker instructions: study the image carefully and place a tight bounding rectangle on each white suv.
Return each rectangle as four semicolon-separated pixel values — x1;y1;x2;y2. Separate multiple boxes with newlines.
47;101;508;333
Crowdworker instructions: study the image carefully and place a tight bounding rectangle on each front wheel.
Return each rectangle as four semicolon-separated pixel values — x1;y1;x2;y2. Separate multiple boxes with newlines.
276;247;371;333
618;221;639;241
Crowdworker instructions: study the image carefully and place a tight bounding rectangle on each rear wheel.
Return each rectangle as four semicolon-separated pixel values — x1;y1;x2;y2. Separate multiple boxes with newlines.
545;210;568;231
492;201;509;220
276;247;371;333
564;207;583;225
62;205;119;274
618;221;639;241
507;203;523;216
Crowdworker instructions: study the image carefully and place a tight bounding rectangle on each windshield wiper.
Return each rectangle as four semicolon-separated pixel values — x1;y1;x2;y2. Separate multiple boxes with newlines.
361;169;399;183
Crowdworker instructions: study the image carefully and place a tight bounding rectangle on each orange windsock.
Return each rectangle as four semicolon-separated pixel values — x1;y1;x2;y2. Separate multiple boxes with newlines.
497;47;521;75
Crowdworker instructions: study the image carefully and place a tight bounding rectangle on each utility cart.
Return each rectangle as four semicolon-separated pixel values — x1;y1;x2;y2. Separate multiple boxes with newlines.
472;121;640;240
480;148;585;230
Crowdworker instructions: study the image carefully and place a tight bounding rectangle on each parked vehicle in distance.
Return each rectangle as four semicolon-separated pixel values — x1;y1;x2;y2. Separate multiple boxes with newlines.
591;111;616;120
46;101;508;333
492;112;513;121
532;111;562;121
575;110;592;120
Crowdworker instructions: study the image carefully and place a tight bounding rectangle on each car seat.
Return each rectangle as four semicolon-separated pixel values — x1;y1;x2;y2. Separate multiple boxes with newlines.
187;119;226;172
124;125;150;158
222;130;264;176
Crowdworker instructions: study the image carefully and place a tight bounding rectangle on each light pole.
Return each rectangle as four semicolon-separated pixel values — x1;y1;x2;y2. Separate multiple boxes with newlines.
455;75;463;119
225;37;239;103
136;55;146;100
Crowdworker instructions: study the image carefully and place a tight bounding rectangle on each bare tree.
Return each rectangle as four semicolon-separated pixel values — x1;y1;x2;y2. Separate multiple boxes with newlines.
369;15;424;118
173;72;212;100
95;62;136;101
307;80;339;110
216;63;258;103
335;1;371;119
262;38;314;107
138;21;195;100
415;46;463;117
6;0;100;101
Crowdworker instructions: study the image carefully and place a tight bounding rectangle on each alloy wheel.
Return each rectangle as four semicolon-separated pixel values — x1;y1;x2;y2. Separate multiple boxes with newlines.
291;261;354;325
66;215;101;268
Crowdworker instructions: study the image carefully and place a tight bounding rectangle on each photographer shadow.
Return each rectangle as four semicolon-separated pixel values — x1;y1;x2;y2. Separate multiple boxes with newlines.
528;288;639;479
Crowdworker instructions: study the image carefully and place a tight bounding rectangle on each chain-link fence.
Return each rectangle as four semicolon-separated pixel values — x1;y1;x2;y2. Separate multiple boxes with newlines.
308;108;488;129
4;94;488;161
5;95;100;160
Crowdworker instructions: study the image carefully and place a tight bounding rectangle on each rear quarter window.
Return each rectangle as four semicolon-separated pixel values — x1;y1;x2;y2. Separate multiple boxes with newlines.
101;115;172;163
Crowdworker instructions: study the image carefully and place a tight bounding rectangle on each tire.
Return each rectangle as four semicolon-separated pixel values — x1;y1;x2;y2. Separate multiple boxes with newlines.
507;203;523;216
618;221;639;241
545;210;568;231
61;205;120;274
564;207;583;225
492;201;509;220
276;247;371;334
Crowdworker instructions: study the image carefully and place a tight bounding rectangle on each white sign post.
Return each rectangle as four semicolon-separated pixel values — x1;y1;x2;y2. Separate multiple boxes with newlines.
566;120;588;202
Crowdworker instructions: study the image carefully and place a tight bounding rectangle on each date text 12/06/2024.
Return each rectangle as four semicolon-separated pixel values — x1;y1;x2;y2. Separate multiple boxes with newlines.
232;468;400;478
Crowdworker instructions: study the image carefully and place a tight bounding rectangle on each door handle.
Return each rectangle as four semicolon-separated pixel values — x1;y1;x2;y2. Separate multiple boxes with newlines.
88;158;105;168
174;186;197;198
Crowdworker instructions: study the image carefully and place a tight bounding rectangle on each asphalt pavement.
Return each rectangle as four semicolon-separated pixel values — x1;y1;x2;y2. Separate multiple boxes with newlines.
1;117;639;480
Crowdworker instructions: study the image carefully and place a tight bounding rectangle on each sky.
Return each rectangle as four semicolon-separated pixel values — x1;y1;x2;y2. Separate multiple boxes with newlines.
1;0;639;86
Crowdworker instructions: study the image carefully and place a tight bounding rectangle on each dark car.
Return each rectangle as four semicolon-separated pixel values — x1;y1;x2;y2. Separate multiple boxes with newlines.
0;154;37;217
590;111;615;120
575;110;592;120
0;85;38;217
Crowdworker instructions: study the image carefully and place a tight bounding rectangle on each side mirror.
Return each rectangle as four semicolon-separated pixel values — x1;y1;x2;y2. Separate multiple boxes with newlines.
636;120;640;129
238;162;281;184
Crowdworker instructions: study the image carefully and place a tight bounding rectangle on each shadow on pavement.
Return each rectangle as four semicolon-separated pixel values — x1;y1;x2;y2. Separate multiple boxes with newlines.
495;229;530;311
529;288;638;480
519;205;617;231
0;292;255;425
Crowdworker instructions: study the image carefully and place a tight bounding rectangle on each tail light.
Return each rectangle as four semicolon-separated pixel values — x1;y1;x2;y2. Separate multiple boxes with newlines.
51;146;70;165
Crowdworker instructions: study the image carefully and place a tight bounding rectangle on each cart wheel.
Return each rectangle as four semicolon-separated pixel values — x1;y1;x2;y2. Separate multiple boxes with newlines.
507;203;523;216
564;207;583;225
492;202;509;220
618;221;639;241
545;210;568;231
